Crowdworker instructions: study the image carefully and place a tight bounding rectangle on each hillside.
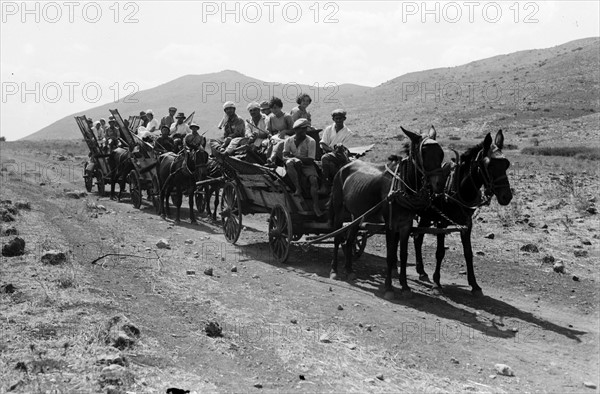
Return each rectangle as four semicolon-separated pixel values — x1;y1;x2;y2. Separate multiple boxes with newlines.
23;38;600;148
22;70;370;141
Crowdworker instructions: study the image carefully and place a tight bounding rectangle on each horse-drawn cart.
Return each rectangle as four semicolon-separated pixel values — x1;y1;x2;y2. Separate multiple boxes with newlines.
109;109;161;212
76;115;110;196
198;145;376;263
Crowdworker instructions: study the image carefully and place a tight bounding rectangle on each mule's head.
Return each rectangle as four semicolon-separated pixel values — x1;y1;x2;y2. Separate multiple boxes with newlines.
191;148;210;181
401;126;446;194
480;130;512;205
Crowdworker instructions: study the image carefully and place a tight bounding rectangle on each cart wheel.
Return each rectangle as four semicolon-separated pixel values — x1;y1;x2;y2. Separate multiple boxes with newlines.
96;172;105;197
151;175;160;214
129;171;142;209
352;230;368;260
221;182;243;244
269;204;293;264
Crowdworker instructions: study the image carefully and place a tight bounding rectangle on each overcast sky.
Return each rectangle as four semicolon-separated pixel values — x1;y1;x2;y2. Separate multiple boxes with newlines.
1;0;598;141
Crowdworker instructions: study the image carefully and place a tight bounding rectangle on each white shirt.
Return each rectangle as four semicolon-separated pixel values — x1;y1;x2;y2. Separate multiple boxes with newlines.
245;115;269;147
321;123;352;147
145;118;160;135
170;122;192;137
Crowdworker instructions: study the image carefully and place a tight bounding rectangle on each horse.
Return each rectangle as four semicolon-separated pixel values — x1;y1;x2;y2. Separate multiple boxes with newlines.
107;147;133;201
413;130;513;296
158;148;209;224
328;126;446;300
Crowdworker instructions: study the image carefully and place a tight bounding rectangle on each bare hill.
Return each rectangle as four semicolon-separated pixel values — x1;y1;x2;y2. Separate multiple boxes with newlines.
23;38;599;147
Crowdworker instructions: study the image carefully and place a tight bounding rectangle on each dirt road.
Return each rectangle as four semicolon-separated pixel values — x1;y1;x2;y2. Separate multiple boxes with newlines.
1;146;598;393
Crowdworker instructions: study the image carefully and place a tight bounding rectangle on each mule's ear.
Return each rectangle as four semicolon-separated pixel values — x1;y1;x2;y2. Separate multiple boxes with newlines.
495;129;504;150
401;126;421;143
428;125;437;140
483;133;492;154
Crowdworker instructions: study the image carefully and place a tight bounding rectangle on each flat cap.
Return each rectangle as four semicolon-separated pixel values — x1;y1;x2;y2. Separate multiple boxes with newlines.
293;118;310;129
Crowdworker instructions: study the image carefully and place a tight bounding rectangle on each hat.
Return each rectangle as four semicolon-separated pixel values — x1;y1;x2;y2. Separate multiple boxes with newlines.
293;118;310;129
168;106;177;111
223;101;236;110
146;109;153;115
100;118;106;122
189;123;200;130
108;116;116;122
259;100;270;110
331;109;347;117
139;111;147;118
93;121;101;127
161;125;170;131
175;112;186;119
247;102;260;111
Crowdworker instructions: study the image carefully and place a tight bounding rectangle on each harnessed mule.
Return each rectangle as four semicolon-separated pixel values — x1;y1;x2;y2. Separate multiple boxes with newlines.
413;130;512;296
328;126;446;299
158;148;209;224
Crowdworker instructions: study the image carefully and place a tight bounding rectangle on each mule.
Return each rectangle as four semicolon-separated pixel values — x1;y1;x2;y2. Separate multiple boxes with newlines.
158;148;209;224
108;147;134;201
413;130;512;296
328;126;446;299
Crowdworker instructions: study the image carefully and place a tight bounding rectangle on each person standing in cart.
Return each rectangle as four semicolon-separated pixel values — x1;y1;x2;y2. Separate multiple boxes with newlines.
283;118;323;216
170;112;192;140
160;106;177;129
184;123;207;151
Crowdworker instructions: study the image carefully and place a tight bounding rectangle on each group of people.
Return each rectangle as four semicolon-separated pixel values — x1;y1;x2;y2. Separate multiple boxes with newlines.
214;94;353;216
86;93;353;216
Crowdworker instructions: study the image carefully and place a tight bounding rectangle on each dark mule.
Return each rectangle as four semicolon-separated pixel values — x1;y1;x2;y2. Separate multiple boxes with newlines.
158;148;209;224
108;147;134;201
328;126;446;299
197;158;223;221
414;130;512;296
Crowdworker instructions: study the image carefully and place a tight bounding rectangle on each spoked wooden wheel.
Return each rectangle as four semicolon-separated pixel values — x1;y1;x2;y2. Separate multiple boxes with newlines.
151;175;160;214
352;230;368;260
96;172;105;197
220;182;243;244
269;204;293;264
129;171;142;209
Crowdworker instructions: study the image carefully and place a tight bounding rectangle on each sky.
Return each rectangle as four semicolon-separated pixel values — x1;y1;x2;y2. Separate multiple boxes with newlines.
1;0;599;141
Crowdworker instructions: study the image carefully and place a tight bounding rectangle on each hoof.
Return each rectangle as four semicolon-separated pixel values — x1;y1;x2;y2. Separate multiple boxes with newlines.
383;290;395;300
431;286;443;296
419;274;431;282
347;272;356;281
472;289;484;298
330;272;338;280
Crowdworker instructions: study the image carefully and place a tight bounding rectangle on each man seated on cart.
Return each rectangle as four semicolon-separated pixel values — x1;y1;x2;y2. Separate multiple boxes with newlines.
105;116;120;151
184;123;207;151
154;125;176;154
283;118;323;216
319;109;353;193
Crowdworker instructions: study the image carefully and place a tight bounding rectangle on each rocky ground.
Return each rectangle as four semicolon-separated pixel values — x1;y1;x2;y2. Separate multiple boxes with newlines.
0;142;598;393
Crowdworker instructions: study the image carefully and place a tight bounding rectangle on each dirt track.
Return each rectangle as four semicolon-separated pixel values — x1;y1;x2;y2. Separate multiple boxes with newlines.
1;145;599;393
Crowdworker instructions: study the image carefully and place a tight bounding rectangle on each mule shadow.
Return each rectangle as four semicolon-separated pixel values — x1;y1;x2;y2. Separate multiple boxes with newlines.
238;240;586;342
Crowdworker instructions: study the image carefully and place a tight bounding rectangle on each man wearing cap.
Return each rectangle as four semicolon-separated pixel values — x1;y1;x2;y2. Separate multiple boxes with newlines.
284;118;323;216
160;107;177;129
259;100;271;117
319;109;353;192
170;112;192;140
245;101;269;149
217;101;245;149
184;123;206;151
154;125;176;154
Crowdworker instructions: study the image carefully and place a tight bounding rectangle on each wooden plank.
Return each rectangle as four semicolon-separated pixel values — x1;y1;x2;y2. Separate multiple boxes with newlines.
109;109;136;147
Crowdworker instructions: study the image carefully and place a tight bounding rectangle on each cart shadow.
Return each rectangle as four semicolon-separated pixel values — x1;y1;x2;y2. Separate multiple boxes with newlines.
241;242;587;343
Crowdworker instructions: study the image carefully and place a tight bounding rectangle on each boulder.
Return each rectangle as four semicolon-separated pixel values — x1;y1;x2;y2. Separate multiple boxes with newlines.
103;315;140;350
156;239;170;249
520;244;539;253
2;237;25;257
41;250;67;265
